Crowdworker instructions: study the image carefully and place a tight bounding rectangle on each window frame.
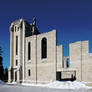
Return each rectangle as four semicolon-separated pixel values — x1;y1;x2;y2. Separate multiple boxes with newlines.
41;37;47;59
28;69;31;76
28;42;31;60
16;36;18;55
16;60;18;66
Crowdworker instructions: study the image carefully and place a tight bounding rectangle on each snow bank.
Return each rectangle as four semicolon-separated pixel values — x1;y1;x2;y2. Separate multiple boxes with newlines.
0;80;6;85
46;81;89;89
22;83;46;87
10;82;17;84
22;81;90;89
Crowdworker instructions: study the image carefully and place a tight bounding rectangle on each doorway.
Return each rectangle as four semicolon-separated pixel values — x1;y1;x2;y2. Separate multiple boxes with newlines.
56;72;61;81
15;72;17;82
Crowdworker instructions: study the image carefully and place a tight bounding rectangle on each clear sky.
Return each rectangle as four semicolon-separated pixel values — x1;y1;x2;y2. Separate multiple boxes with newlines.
0;0;92;68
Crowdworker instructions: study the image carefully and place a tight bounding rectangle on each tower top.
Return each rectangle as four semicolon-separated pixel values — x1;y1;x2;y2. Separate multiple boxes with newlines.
10;18;40;36
33;17;36;26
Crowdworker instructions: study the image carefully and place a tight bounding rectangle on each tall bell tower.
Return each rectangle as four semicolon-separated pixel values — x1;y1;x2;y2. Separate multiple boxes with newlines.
8;18;40;83
8;19;26;83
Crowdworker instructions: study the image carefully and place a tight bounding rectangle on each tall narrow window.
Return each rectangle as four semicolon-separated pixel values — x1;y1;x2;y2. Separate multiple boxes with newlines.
18;27;19;31
28;42;31;60
15;72;17;81
16;60;18;66
41;37;47;59
28;69;31;76
15;26;16;32
16;36;18;55
66;59;70;68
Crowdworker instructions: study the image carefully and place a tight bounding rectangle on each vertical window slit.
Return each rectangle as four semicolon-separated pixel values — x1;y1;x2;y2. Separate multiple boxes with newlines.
41;37;47;59
16;36;18;55
28;42;31;60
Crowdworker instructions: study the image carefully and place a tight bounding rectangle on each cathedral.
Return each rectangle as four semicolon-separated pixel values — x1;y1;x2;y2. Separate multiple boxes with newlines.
8;18;92;84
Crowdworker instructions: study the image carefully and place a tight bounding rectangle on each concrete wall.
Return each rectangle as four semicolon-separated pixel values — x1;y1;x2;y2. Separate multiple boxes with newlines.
70;40;92;82
37;30;57;83
80;41;89;82
61;69;75;79
9;19;92;84
9;19;31;83
87;54;92;81
9;19;25;82
25;35;37;83
9;19;61;84
25;30;57;83
57;45;63;71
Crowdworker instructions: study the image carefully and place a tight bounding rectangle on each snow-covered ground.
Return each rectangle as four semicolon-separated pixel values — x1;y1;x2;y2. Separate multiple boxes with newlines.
0;80;92;92
22;81;91;89
0;80;6;85
0;80;91;89
46;81;90;89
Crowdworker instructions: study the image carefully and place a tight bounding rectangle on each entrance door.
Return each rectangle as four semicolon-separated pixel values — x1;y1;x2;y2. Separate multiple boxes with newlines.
56;72;61;81
15;72;17;82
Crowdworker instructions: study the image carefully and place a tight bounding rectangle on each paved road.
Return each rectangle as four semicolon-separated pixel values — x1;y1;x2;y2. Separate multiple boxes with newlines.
0;84;92;92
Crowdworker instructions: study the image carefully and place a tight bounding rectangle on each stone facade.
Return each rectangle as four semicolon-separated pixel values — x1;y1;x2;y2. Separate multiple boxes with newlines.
8;18;63;84
25;30;57;83
8;18;92;84
70;41;92;82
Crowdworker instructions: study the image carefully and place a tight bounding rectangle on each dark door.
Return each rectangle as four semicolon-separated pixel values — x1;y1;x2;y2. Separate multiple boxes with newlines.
56;72;61;81
15;72;17;82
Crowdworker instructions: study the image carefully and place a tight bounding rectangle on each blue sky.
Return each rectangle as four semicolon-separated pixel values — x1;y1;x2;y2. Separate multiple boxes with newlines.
0;0;92;68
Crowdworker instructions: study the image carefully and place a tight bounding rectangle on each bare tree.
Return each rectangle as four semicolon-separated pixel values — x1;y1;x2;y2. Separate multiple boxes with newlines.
0;46;4;81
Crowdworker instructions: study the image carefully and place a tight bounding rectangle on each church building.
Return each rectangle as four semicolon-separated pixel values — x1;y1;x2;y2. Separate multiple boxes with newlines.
8;18;92;84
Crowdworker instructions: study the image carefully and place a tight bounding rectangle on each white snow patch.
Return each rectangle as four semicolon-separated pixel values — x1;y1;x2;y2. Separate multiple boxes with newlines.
22;81;90;89
9;82;17;84
46;81;90;89
0;80;6;85
22;83;46;87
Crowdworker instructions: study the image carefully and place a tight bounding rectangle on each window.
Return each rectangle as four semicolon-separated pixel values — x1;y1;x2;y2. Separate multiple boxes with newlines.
16;60;18;66
15;26;16;32
41;37;47;59
28;42;31;60
18;27;19;31
16;36;18;55
66;59;70;68
15;72;17;81
28;69;31;76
